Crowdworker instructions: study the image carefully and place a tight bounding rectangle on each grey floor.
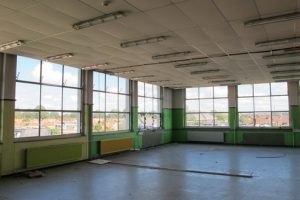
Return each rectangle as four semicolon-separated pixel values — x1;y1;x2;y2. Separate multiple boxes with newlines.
1;143;300;200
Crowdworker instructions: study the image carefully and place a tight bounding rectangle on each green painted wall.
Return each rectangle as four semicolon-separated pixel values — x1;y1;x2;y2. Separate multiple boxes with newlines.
172;108;187;142
162;108;172;144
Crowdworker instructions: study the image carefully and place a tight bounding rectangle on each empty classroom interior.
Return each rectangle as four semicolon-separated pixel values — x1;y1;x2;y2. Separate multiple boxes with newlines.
1;0;300;200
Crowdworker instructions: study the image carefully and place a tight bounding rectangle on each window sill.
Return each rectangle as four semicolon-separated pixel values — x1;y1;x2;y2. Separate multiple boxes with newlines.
92;130;131;136
14;133;84;143
237;127;292;131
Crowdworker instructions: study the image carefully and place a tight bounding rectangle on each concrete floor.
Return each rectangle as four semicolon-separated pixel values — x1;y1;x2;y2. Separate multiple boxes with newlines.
1;143;300;200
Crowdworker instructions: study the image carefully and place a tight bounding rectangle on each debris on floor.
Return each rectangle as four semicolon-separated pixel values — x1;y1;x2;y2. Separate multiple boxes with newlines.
25;170;46;178
88;159;111;165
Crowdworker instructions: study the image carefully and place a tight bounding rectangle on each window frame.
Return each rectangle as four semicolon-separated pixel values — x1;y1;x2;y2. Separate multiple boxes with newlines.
14;57;82;140
138;82;162;130
185;86;229;128
237;83;290;128
92;72;131;134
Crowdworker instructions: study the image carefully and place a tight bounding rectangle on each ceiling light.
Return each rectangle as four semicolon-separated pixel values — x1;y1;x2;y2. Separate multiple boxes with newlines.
210;80;237;84
152;51;191;60
148;80;170;83
244;12;300;27
271;69;300;74
82;63;109;70
113;70;135;75
72;11;125;30
174;61;208;68
263;52;300;59
202;75;230;80
45;53;73;61
273;75;300;79
0;40;24;51
131;75;154;80
256;37;300;47
190;69;220;75
120;36;168;48
267;62;300;68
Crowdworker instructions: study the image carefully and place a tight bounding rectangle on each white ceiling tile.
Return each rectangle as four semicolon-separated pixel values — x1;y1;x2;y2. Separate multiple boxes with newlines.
0;0;37;10
255;0;297;16
80;0;139;13
174;27;212;45
126;0;171;11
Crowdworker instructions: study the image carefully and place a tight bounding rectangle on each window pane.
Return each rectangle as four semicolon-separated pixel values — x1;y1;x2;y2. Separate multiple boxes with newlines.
138;114;145;129
92;113;105;132
63;112;80;134
14;111;39;138
145;83;153;97
138;82;144;96
106;74;118;93
200;87;213;98
215;113;228;126
271;82;287;95
106;93;118;112
271;96;289;111
238;98;254;112
138;97;145;112
145;98;153;112
214;86;228;98
153;85;160;98
200;99;213;112
214;99;228;112
15;82;40;109
119;113;130;130
41;86;62;110
16;56;40;82
106;113;118;131
153;114;161;128
238;84;252;97
186;114;199;126
200;113;214;126
119;94;129;112
186;100;199;112
255;112;271;127
93;72;105;91
63;88;80;111
64;66;81;88
119;77;129;94
254;83;270;96
254;97;270;111
41;61;62;85
41;112;62;136
186;88;198;99
153;99;161;113
272;112;289;127
239;113;254;127
145;113;154;129
93;92;105;112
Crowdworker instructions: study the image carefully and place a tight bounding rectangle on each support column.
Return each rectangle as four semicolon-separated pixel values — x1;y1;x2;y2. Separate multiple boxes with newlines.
288;81;299;146
162;87;172;143
172;89;186;142
227;85;238;144
131;80;140;149
0;53;17;175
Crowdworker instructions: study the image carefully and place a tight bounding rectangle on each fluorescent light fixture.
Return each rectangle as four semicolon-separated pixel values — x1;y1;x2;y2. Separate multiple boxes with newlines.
82;63;109;70
202;75;230;80
244;12;300;27
263;52;300;59
210;80;236;84
271;69;300;74
113;70;135;75
148;80;170;83
273;74;300;79
256;37;300;47
175;61;208;68
131;75;154;80
0;40;24;51
152;51;191;60
45;53;73;61
120;36;168;48
267;62;300;68
190;69;220;75
72;11;125;30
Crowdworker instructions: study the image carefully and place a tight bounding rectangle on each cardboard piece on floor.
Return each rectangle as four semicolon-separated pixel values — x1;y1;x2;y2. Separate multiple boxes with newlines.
89;159;111;165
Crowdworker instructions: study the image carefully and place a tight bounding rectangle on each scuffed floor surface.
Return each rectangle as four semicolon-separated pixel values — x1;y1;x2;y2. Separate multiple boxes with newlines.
1;143;300;200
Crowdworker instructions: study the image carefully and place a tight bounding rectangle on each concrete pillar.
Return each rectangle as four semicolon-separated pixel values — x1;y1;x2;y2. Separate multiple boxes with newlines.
288;81;299;130
227;85;238;144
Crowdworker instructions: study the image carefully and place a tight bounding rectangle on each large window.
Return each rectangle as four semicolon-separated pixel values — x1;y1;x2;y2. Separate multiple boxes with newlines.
15;56;82;138
92;72;130;133
238;82;289;127
138;82;161;129
185;86;228;127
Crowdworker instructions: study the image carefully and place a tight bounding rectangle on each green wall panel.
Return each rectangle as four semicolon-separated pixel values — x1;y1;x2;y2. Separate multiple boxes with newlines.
172;130;187;142
172;108;184;129
162;108;172;130
162;130;172;144
291;105;300;129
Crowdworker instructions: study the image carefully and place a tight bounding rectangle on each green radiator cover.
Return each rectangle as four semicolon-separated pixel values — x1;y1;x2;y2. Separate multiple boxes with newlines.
26;143;83;169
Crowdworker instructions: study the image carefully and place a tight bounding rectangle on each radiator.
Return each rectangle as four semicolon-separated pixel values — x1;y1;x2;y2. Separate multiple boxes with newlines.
26;143;83;169
187;131;224;142
100;137;133;155
243;132;285;146
140;129;163;148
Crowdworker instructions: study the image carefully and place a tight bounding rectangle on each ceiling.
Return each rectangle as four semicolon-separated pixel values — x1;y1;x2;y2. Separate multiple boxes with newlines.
1;0;300;88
